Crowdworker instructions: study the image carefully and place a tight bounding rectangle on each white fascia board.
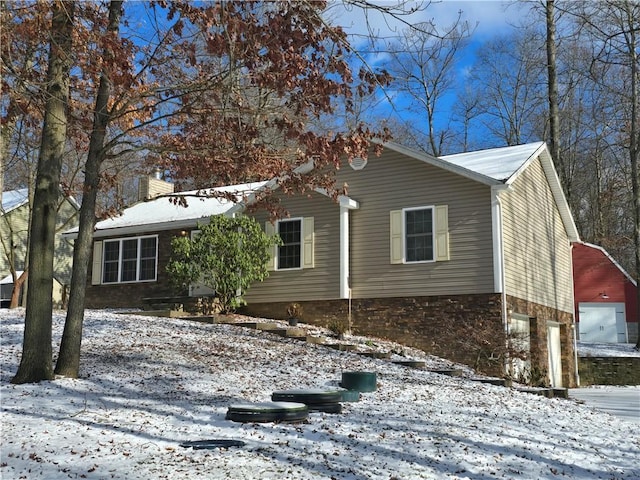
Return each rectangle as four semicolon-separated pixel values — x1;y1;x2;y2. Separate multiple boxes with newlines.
63;218;212;239
537;147;580;243
503;142;547;186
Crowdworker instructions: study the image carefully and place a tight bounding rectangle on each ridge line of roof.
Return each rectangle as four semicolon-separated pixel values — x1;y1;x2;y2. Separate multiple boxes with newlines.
381;141;502;186
575;241;637;286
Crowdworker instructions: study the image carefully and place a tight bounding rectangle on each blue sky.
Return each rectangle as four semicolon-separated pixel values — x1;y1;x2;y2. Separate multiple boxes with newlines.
326;0;536;151
332;0;527;41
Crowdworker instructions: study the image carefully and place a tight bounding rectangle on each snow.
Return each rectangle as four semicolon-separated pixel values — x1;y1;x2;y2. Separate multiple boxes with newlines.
1;188;29;214
0;272;23;285
578;342;640;358
440;142;545;182
1;308;638;480
63;182;269;237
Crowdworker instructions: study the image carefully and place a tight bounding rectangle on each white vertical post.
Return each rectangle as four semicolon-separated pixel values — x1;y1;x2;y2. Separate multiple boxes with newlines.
340;205;349;299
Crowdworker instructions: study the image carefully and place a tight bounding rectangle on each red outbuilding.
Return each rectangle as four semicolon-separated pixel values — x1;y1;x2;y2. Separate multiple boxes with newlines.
572;242;637;343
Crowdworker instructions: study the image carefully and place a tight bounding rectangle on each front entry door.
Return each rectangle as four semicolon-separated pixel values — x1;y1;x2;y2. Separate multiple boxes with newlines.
547;322;562;388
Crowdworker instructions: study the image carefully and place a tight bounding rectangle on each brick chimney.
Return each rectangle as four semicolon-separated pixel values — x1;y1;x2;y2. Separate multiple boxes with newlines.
138;168;174;201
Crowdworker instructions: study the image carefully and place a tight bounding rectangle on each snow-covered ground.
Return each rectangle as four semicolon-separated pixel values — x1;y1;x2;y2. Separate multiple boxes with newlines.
1;309;638;480
577;341;640;358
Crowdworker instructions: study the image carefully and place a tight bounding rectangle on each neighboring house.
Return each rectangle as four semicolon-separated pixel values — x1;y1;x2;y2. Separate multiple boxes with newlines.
0;188;79;308
73;142;580;387
572;241;638;344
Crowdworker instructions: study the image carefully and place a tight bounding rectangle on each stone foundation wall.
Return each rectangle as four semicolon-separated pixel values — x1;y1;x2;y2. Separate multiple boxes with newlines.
508;296;577;388
243;294;578;386
627;322;638;344
578;357;640;385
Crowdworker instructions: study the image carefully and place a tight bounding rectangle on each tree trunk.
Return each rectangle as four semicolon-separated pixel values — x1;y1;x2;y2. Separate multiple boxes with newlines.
628;3;640;351
12;1;75;384
546;0;565;193
55;0;122;378
9;270;27;309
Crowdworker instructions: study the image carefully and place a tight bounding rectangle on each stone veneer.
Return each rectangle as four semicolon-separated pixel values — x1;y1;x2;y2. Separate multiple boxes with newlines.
508;295;577;388
242;294;578;386
578;357;640;385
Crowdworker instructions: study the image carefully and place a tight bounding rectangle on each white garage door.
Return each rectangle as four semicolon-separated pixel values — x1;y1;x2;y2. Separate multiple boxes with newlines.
578;303;627;343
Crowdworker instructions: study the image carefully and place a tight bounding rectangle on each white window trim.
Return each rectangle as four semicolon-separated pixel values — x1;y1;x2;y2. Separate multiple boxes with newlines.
101;235;159;284
403;205;436;264
276;217;304;271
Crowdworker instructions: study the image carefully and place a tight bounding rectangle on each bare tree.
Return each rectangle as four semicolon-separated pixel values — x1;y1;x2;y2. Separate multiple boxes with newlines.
55;0;123;378
466;26;547;146
12;1;75;384
557;0;639;346
385;18;471;156
546;0;563;186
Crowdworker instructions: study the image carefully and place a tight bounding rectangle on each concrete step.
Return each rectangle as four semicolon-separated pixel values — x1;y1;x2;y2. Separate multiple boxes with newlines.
429;368;463;376
326;343;358;352
237;321;280;331
359;351;392;359
393;360;427;369
471;377;513;387
270;327;308;339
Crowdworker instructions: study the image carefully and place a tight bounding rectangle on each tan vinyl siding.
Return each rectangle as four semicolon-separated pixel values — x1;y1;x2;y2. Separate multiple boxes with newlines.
244;192;340;303
338;149;494;299
1;197;76;306
53;199;78;284
501;157;573;313
0;205;30;277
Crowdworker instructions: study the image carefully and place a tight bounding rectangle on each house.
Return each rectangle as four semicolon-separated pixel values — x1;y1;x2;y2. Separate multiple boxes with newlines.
74;142;580;387
64;178;268;308
572;241;638;344
1;188;79;308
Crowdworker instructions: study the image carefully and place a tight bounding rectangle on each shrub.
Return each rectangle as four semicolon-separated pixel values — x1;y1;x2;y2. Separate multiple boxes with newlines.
167;215;280;313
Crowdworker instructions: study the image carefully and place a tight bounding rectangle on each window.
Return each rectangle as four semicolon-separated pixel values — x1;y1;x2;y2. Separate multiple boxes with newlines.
265;217;314;271
405;207;434;262
277;219;302;269
101;236;158;283
390;205;449;264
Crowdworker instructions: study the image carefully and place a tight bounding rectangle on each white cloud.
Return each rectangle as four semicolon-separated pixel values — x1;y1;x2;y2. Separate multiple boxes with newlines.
328;0;532;42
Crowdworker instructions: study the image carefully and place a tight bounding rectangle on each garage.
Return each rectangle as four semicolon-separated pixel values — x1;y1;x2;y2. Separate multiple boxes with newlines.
578;302;627;343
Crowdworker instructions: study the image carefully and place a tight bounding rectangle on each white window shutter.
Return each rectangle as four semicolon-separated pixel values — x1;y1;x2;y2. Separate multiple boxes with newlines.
302;217;314;269
91;241;103;285
265;222;276;271
390;210;403;264
435;205;450;261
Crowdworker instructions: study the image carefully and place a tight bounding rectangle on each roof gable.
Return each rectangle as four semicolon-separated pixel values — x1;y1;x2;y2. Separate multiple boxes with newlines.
2;188;80;215
440;142;546;183
1;188;29;214
383;141;579;242
573;241;637;287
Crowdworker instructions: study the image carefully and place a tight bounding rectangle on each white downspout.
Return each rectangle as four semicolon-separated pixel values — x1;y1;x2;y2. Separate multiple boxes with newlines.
569;242;580;386
491;188;507;321
491;186;509;372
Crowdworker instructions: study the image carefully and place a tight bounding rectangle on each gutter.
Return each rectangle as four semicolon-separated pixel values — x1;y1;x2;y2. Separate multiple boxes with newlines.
491;185;510;372
569;242;580;386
